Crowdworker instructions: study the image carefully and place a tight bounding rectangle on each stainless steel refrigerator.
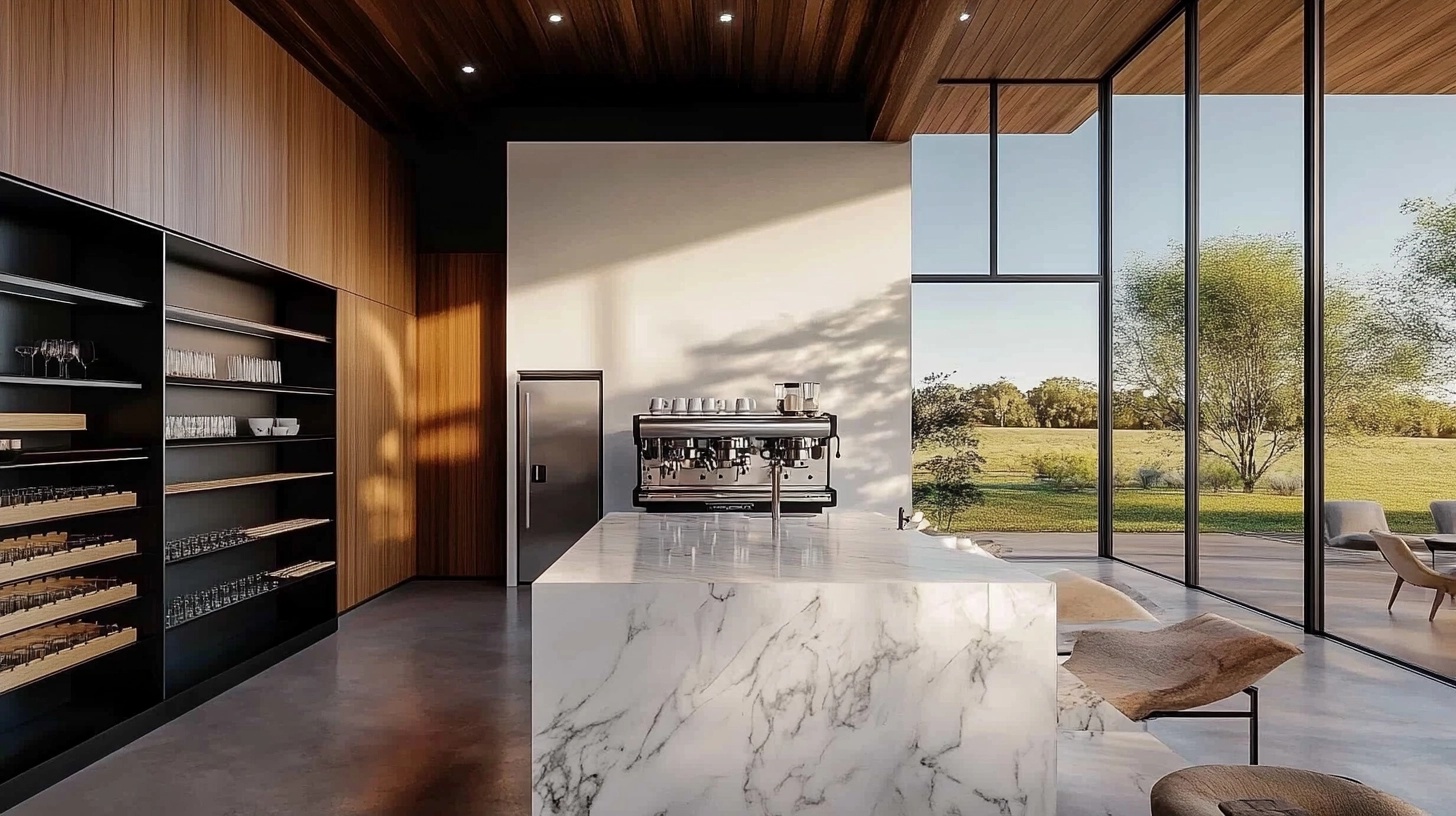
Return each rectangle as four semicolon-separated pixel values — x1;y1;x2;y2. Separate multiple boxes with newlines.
516;372;603;583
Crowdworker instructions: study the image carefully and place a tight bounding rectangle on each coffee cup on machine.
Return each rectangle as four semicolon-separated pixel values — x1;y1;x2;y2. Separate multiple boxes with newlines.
671;397;689;414
687;398;704;415
734;398;753;414
649;398;669;415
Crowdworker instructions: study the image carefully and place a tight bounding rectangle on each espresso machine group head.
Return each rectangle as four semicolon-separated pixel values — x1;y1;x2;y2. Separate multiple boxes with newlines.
632;383;838;514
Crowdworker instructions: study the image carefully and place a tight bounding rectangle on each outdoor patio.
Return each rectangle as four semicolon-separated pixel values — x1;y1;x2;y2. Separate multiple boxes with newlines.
964;531;1456;678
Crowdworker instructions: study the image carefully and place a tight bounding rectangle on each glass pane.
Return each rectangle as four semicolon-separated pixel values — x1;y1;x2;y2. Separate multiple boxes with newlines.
911;283;1099;556
1324;1;1456;678
913;87;991;275
1112;15;1186;579
997;84;1099;274
1199;0;1305;622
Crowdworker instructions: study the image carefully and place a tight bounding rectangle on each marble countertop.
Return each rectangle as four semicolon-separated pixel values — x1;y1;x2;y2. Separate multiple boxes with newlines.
534;511;1049;585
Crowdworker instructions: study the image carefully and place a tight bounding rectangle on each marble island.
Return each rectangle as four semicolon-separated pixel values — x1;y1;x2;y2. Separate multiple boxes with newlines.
532;512;1057;816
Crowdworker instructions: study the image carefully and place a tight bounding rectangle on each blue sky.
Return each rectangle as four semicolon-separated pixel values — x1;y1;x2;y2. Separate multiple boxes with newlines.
912;95;1456;390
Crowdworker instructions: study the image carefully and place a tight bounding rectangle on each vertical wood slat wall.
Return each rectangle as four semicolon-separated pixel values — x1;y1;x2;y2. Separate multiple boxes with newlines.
0;0;418;610
416;254;506;578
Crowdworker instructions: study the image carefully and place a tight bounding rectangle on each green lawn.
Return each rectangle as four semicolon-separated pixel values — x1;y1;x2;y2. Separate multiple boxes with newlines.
914;427;1456;533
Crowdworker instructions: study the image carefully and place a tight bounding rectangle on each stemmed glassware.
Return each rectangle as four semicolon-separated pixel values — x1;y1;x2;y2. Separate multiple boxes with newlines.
164;572;280;628
12;344;37;376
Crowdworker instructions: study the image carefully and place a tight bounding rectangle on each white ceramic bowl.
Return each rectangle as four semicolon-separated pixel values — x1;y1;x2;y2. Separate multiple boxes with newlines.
274;417;299;428
248;418;275;436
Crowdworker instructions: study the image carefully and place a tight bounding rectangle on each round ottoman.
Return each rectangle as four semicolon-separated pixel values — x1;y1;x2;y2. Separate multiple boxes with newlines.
1150;765;1428;816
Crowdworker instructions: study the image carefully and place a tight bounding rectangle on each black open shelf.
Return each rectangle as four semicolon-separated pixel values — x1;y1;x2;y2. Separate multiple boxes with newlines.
165;434;333;448
0;272;147;309
0;447;147;469
0;375;143;390
164;305;329;344
164;565;335;630
0;173;339;806
164;377;333;396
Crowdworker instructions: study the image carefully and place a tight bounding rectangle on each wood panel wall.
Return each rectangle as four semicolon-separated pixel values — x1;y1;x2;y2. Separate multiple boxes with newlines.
0;0;420;610
0;0;415;315
416;254;506;578
339;292;419;608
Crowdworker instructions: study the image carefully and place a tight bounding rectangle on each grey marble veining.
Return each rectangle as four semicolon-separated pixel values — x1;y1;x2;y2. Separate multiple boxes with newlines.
536;512;1050;585
532;512;1058;815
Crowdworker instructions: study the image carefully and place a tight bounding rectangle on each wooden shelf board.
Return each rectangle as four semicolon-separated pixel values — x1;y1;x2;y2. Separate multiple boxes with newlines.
0;272;147;309
165;304;331;344
0;413;86;432
0;539;138;585
0;584;137;638
0;492;138;529
165;377;333;397
0;628;137;695
0;375;143;390
164;472;333;495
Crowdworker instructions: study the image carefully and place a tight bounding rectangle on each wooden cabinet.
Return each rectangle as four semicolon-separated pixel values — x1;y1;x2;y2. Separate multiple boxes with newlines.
114;0;166;221
163;0;291;270
337;292;417;610
0;0;115;205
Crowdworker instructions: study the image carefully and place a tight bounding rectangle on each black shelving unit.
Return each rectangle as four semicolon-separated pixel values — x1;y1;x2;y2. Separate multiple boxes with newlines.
161;233;337;698
0;175;163;796
0;174;339;807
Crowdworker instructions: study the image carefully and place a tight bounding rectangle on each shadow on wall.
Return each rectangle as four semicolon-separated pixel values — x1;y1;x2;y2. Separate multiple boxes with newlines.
605;282;910;513
507;143;911;289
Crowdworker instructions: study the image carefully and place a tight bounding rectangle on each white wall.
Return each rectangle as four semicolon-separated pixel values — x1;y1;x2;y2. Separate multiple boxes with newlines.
506;142;912;580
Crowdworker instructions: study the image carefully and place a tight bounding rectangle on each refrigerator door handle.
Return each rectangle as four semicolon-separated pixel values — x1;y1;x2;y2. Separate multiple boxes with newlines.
523;391;532;530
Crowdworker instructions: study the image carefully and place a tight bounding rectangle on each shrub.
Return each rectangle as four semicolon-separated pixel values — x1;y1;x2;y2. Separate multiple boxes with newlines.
1025;450;1097;490
1265;472;1304;496
1161;470;1186;489
1112;464;1139;488
1136;465;1166;489
1198;458;1241;492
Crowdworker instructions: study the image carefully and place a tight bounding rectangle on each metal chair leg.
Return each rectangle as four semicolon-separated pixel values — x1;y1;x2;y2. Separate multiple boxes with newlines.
1431;590;1446;622
1388;576;1404;611
1248;686;1259;765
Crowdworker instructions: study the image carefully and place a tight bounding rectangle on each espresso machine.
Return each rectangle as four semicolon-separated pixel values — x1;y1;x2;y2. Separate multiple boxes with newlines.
632;382;838;519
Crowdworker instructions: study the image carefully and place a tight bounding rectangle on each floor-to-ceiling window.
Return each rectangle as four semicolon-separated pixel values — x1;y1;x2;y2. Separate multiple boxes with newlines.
1322;0;1456;677
911;83;1102;555
1196;0;1307;621
1111;14;1187;580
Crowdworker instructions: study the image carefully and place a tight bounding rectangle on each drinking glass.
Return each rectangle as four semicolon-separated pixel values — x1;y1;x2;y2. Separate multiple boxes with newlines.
14;344;38;376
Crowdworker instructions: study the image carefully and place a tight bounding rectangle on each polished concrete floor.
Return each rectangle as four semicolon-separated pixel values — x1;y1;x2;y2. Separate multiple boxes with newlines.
973;530;1456;678
9;570;1456;815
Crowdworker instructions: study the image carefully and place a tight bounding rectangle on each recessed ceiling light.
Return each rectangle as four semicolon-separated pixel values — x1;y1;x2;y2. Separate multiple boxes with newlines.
719;12;734;22
959;11;971;21
461;65;476;74
548;13;563;23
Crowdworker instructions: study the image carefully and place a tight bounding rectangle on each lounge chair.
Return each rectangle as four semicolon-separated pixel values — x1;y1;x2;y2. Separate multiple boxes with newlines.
1370;530;1456;621
1322;501;1422;551
1430;500;1456;534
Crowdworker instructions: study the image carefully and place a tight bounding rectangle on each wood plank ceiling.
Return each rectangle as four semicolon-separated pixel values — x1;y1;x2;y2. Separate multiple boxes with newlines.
229;0;1456;140
229;0;1193;141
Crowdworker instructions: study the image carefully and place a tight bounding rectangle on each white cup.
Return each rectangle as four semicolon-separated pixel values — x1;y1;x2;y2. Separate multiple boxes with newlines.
734;398;752;413
275;417;299;428
649;398;668;415
248;418;275;437
671;397;689;414
687;398;704;414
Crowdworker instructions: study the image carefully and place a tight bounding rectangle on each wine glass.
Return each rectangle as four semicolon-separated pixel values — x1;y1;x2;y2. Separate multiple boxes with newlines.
76;341;97;379
14;344;37;376
39;340;62;377
61;341;81;379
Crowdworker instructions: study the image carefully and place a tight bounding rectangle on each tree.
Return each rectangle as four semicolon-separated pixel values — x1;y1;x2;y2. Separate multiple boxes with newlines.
1115;235;1436;492
1026;377;1098;428
1389;195;1456;391
968;379;1034;427
911;373;986;527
